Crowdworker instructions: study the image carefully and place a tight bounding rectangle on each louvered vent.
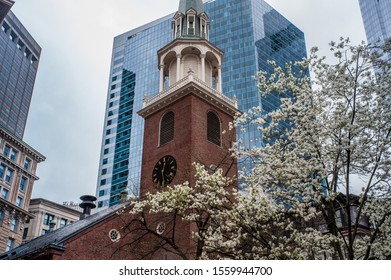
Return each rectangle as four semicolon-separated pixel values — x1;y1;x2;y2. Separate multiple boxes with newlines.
160;111;175;146
207;111;221;146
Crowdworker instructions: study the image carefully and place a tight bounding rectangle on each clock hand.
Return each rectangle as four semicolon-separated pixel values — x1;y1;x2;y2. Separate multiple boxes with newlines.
161;161;166;186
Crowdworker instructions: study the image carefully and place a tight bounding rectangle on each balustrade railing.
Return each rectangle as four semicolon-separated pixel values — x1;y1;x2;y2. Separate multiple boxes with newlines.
143;73;238;109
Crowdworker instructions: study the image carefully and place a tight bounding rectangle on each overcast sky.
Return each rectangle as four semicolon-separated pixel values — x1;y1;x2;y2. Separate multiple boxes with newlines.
10;0;367;205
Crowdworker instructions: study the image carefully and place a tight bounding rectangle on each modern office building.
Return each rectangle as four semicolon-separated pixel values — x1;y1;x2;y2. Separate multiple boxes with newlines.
0;4;45;253
359;0;391;46
0;9;41;139
96;0;307;210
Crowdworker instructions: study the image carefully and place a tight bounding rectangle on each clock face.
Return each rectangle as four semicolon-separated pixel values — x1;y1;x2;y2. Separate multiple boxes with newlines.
152;155;177;187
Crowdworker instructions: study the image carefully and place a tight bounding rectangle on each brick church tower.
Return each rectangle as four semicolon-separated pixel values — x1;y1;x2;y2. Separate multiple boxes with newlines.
136;0;239;259
138;0;238;195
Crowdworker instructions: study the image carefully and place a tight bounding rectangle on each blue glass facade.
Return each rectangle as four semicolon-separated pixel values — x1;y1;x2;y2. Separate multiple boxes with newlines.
96;15;173;208
359;0;391;46
0;11;40;139
96;0;307;209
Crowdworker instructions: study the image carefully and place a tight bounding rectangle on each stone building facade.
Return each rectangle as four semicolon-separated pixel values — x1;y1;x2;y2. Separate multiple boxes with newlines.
23;198;81;242
0;126;45;253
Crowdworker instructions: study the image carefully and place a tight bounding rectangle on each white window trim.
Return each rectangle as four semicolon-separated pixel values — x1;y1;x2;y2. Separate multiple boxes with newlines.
109;229;121;243
187;15;195;35
175;17;182;38
200;18;209;39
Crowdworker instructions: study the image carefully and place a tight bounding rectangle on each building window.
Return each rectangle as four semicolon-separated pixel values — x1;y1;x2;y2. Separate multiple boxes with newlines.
201;18;208;39
5;169;13;184
3;145;18;161
6;238;14;251
187;15;195;35
41;229;48;236
24;158;31;170
16;196;23;207
0;210;4;225
10;149;18;161
98;200;109;208
0;163;5;179
19;176;28;192
10;218;18;232
22;228;28;240
3;144;10;157
159;111;175;146
43;213;54;226
207;111;221;146
1;164;14;184
60;218;67;228
109;229;121;243
1;188;9;199
175;17;182;38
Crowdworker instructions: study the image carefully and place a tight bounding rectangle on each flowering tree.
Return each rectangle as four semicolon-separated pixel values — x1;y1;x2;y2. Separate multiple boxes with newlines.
128;39;390;260
128;163;237;259
230;38;391;259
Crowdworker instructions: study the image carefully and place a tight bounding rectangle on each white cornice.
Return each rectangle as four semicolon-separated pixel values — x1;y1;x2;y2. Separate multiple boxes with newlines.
138;72;239;118
0;127;45;162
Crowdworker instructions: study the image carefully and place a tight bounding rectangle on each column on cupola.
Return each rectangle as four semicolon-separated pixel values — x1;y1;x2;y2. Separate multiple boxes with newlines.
200;53;206;81
217;65;222;92
159;64;164;92
176;53;182;82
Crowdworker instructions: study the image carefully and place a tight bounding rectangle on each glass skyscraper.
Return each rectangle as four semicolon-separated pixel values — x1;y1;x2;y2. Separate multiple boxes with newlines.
359;0;391;70
96;0;307;210
359;0;391;46
0;10;41;139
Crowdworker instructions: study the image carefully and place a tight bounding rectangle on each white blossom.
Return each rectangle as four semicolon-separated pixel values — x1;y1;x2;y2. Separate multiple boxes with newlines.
125;39;390;260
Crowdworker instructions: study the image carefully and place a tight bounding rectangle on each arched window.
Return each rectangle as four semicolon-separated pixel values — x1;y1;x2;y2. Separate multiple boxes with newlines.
160;111;175;146
207;111;221;146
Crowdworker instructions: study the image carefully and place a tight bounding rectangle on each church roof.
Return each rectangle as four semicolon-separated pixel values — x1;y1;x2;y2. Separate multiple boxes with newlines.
178;0;204;14
0;203;129;260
